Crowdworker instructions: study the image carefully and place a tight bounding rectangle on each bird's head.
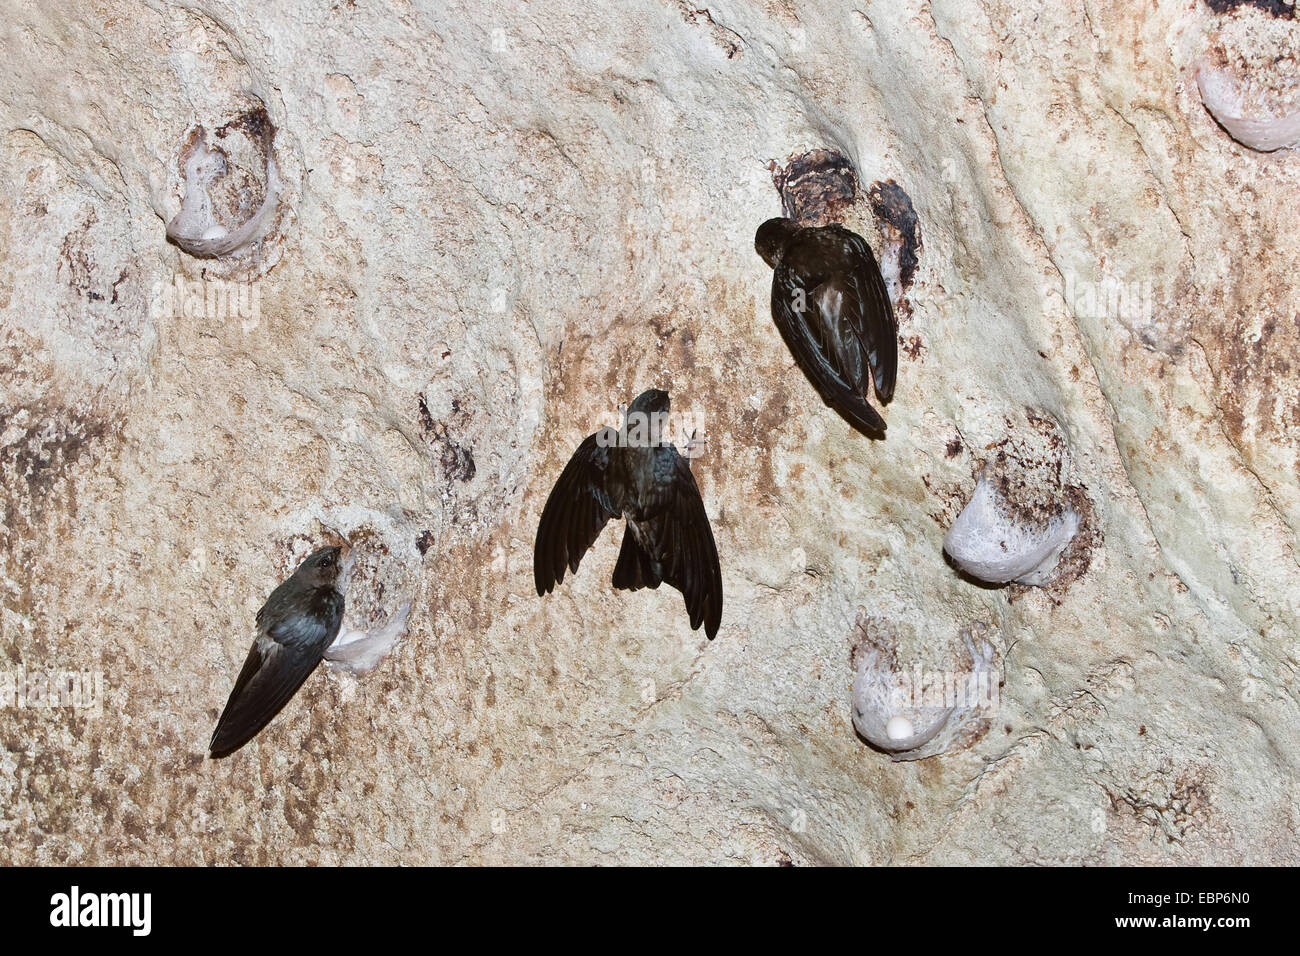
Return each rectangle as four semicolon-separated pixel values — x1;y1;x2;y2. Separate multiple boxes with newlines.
622;389;672;449
755;217;799;268
296;546;345;589
627;388;670;419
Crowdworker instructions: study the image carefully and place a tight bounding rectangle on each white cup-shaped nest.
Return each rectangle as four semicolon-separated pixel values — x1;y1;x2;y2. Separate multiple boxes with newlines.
851;652;954;752
166;109;284;259
325;601;411;673
1197;64;1300;152
850;635;997;761
944;476;1080;587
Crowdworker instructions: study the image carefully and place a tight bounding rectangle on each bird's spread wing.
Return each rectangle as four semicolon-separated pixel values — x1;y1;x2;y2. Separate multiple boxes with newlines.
210;590;343;758
771;268;887;435
534;430;617;596
662;454;724;639
622;449;723;639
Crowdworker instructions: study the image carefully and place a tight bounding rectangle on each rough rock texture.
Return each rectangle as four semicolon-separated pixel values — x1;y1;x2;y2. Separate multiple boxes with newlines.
1;0;1297;864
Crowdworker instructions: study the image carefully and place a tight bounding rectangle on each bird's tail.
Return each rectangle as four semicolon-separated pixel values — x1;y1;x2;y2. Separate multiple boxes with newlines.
832;391;887;436
612;526;661;591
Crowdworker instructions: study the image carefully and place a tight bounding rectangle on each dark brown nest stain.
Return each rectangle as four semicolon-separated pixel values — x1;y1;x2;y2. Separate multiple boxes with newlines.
989;411;1100;602
0;402;116;622
1006;483;1100;604
216;105;276;150
868;179;922;293
1205;0;1294;17
0;404;111;516
418;393;476;484
771;149;859;226
57;210;101;302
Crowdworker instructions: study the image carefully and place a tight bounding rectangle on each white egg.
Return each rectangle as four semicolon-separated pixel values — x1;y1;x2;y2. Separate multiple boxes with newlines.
886;715;914;741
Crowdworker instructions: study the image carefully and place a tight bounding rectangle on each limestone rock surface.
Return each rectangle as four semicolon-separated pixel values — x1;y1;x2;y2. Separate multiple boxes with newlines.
1;0;1297;864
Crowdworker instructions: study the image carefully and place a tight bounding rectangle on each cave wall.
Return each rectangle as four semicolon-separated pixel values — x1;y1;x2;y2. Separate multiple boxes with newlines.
0;0;1296;864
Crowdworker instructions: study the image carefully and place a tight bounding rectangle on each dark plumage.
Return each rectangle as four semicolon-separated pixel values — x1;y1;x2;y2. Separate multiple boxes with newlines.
209;546;345;758
534;389;723;639
755;217;898;436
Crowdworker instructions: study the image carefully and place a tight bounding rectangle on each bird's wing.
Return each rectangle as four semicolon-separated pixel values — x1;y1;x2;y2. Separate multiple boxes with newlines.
835;230;898;403
210;591;343;758
632;449;723;639
534;429;617;596
771;266;887;435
